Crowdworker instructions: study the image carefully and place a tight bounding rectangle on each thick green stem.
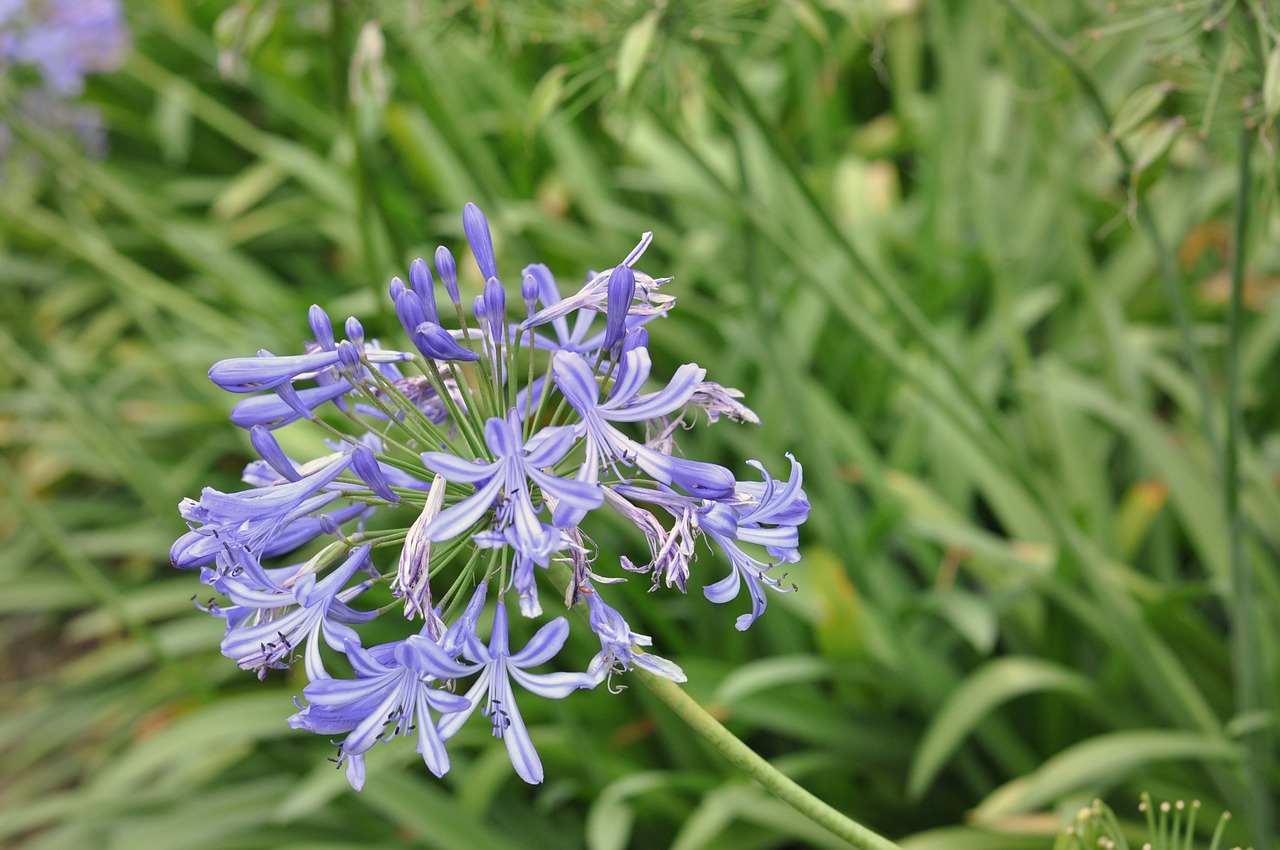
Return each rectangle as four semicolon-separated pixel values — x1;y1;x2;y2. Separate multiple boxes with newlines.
633;667;901;850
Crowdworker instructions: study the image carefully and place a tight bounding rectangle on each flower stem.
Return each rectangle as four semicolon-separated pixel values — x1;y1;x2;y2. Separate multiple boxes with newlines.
632;667;901;850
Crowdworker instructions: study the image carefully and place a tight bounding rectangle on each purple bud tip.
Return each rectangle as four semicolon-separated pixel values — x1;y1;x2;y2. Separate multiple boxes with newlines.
392;285;428;340
463;202;498;282
472;294;486;323
308;305;335;351
345;317;365;346
409;258;432;293
336;340;363;371
625;327;649;353
389;276;407;299
483;276;506;340
603;265;636;352
521;273;539;315
435;246;460;304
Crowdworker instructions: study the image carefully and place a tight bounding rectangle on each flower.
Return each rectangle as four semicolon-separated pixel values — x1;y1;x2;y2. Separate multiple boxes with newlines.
425;588;596;784
582;581;685;685
419;411;603;558
175;203;809;787
288;635;472;790
553;349;735;499
218;545;378;680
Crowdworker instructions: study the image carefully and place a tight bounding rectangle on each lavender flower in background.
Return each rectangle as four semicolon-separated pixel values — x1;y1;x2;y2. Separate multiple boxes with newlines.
175;203;809;788
0;0;128;158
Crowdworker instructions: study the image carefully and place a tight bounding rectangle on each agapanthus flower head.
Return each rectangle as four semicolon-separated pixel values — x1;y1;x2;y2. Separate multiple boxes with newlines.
176;203;808;788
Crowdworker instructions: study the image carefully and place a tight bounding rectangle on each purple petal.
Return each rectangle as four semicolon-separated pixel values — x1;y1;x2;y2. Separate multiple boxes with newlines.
496;680;543;784
414;690;452;777
603;347;652;407
352;444;399;502
419;451;496;483
522;424;577;468
483;416;521;458
605;362;706;422
309;305;336;350
527;466;604;526
423;475;504;541
436;667;491;740
703;568;741;604
508;617;569;667
484;277;507;341
509;667;596;699
249;426;300;481
415;322;480;362
408;259;441;323
404;634;475;679
551;352;601;411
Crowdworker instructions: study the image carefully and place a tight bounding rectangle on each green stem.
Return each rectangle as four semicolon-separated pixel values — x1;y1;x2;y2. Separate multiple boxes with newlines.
632;667;901;850
1224;123;1272;850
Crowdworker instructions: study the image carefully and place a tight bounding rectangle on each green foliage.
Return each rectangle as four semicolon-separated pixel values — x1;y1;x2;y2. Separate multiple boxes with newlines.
3;1;1278;848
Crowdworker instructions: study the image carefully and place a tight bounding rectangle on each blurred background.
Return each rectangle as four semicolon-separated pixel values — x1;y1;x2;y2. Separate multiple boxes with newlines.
3;1;1278;848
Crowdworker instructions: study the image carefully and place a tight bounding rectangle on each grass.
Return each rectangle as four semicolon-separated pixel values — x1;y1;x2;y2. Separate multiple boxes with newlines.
2;1;1277;848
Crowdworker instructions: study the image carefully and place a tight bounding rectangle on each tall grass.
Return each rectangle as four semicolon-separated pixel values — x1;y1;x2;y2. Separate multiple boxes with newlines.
2;2;1276;848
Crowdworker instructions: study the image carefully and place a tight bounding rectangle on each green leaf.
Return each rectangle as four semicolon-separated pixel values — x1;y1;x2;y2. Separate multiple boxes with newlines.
973;731;1240;821
907;657;1094;799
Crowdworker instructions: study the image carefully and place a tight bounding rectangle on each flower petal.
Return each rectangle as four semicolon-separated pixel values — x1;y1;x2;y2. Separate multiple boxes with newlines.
509;667;597;699
508;617;569;668
606;362;706;422
551;351;601;412
419;451;495;483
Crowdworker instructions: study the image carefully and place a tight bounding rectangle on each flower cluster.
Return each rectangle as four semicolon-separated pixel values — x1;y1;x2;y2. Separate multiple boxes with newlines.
174;204;809;789
0;0;129;157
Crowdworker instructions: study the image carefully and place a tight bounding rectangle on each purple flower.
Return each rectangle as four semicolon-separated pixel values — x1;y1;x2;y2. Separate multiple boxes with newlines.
582;582;685;684
616;455;808;629
174;202;811;789
435;246;460;305
419;411;603;558
415;321;480;362
288;635;471;790
604;486;697;591
699;456;809;630
553;349;734;500
423;588;596;784
178;451;354;555
219;545;378;680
